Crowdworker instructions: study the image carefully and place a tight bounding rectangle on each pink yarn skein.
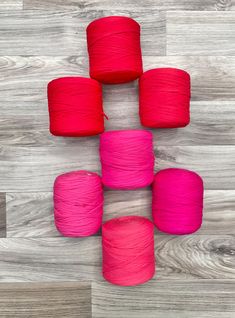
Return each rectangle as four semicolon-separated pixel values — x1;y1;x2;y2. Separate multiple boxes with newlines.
102;216;155;286
54;170;103;237
99;130;154;189
152;168;204;235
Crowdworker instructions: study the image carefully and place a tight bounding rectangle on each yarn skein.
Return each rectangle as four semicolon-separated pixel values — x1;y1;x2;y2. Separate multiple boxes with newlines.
99;130;154;189
152;168;203;235
102;216;155;286
54;170;103;237
48;77;105;137
139;68;191;128
86;16;143;84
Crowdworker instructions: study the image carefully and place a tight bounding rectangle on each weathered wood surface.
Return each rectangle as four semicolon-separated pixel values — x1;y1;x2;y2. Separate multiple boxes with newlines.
0;1;22;10
23;0;235;11
92;280;235;318
167;11;235;55
0;193;6;237
0;10;165;56
6;190;235;237
0;2;235;317
0;282;91;318
0;145;234;191
0;235;234;281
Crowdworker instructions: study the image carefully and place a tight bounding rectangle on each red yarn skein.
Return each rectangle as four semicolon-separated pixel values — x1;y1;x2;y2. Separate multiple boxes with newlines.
48;77;104;137
86;16;143;84
102;216;155;286
139;68;191;128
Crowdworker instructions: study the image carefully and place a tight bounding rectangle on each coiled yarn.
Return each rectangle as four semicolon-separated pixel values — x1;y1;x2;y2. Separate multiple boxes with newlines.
99;130;154;189
139;68;191;128
54;170;103;237
86;16;143;84
102;216;155;286
152;168;203;235
48;77;104;136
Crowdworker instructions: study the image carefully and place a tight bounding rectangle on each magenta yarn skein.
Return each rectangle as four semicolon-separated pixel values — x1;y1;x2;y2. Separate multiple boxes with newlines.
54;170;103;237
99;130;154;189
152;168;204;235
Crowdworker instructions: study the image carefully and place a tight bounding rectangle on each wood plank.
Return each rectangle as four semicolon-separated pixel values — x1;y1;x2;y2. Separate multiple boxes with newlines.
0;56;234;101
0;282;91;318
0;193;6;237
1;100;235;147
23;0;235;11
92;280;235;318
1;55;235;148
167;11;235;55
0;11;165;55
155;145;235;190
6;190;235;237
0;143;100;192
0;145;234;192
0;235;234;281
1;55;234;149
0;0;22;10
0;237;101;282
143;56;235;101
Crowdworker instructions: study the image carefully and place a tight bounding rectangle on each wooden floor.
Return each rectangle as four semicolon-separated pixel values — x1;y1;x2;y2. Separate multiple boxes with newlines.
0;0;235;317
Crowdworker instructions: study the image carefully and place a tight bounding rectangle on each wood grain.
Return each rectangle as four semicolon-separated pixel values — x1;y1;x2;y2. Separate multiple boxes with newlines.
92;280;235;318
0;11;165;56
23;0;235;11
6;190;235;237
1;55;235;149
155;145;235;190
2;100;235;147
0;144;234;192
167;11;235;55
0;237;101;282
0;282;91;318
0;193;6;237
0;235;234;282
0;56;234;101
0;1;22;10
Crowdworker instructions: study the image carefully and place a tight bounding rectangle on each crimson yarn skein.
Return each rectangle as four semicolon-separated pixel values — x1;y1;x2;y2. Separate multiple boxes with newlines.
54;170;103;237
139;68;191;128
102;216;155;286
86;16;143;84
99;130;154;189
48;77;104;137
152;168;204;235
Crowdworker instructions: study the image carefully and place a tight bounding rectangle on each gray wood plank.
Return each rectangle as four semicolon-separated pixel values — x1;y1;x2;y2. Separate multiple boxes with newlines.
23;0;235;11
143;56;235;101
0;55;234;102
0;143;100;192
0;145;234;191
2;100;235;147
0;237;101;282
0;235;234;282
0;282;91;318
92;280;235;318
0;193;6;237
0;11;165;55
1;56;235;148
0;56;234;101
155;145;235;190
167;11;235;55
6;190;235;237
0;0;22;10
